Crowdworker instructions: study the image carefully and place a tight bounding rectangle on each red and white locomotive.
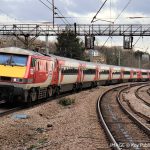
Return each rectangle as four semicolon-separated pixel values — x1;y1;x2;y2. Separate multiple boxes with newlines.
0;47;149;103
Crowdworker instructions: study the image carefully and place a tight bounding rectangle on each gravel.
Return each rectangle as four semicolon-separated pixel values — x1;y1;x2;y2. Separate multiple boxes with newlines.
0;86;111;150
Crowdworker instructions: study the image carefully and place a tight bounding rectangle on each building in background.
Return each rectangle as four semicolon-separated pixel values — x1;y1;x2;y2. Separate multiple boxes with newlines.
85;49;106;63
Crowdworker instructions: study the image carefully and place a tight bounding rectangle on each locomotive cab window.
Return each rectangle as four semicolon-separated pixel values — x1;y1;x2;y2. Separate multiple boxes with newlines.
0;53;27;66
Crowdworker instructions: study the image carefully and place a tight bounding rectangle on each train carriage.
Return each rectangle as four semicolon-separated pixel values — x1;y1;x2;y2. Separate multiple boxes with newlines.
110;66;122;84
98;64;110;85
53;56;81;92
81;62;98;88
141;69;149;81
123;67;132;82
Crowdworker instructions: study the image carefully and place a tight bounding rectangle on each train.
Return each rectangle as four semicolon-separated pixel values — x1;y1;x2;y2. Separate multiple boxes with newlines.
0;47;149;103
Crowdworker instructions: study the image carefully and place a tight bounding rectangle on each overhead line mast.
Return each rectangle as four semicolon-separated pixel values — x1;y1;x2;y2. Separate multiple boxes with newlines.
52;0;54;28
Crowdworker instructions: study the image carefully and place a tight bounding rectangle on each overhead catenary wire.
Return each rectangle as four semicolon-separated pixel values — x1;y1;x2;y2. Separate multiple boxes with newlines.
39;0;53;11
46;0;71;25
133;36;142;48
100;0;132;49
100;36;111;50
113;0;132;23
91;0;108;23
38;0;70;25
98;0;111;49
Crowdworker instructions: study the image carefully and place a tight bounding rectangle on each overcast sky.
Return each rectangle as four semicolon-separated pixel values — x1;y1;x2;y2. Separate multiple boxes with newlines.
0;0;150;52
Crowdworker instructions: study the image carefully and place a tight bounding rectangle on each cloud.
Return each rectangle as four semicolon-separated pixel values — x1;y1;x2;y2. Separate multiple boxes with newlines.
0;14;19;24
59;0;76;7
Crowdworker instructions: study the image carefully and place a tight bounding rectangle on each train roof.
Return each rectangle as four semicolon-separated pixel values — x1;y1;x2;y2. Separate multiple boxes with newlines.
0;47;44;56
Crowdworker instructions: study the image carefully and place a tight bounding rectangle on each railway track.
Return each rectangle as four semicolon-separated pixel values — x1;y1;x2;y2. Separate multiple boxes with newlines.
135;84;150;107
120;84;150;127
0;101;23;117
97;83;150;150
0;89;84;117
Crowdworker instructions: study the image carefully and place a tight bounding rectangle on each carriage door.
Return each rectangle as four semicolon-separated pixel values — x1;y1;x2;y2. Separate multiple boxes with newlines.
47;60;54;84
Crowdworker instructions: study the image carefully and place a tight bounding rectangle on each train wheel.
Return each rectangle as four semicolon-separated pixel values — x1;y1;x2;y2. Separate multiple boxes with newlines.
55;87;60;96
72;84;77;93
91;82;94;88
47;87;53;97
29;88;37;102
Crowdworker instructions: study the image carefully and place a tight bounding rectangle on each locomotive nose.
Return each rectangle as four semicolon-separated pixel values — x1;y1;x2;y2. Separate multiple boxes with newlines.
0;65;26;78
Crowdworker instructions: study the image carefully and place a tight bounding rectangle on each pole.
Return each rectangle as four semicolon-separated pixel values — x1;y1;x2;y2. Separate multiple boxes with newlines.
138;54;141;68
45;35;49;54
52;0;54;28
118;50;121;66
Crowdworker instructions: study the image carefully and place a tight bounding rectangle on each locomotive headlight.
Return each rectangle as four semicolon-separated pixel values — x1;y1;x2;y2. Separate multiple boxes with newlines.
12;78;33;83
13;78;23;82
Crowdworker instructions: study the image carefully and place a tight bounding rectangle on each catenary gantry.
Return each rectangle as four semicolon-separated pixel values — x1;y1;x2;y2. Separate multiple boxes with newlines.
1;23;150;49
0;24;150;36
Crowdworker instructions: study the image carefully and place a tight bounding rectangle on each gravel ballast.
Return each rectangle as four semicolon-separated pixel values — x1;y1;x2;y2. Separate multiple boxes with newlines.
0;86;111;150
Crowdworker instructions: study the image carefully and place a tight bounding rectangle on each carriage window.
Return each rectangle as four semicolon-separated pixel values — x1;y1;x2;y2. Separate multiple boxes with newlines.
100;70;109;74
112;70;120;75
142;72;148;75
83;69;96;74
123;71;130;75
61;67;78;75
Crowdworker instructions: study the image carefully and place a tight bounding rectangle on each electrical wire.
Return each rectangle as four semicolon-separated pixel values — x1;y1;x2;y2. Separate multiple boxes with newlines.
100;36;111;50
38;0;69;25
91;0;108;23
113;0;132;23
42;0;71;25
133;36;141;48
39;0;53;11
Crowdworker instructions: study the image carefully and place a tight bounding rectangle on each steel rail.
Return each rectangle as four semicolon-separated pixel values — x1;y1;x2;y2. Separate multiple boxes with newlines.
97;82;149;150
135;84;150;107
97;84;127;150
0;105;23;117
117;84;150;135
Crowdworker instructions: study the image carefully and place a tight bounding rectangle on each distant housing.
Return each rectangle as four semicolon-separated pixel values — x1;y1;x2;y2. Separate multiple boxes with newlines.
86;49;106;64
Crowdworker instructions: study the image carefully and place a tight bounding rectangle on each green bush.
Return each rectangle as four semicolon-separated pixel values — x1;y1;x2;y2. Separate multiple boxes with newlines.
59;98;75;106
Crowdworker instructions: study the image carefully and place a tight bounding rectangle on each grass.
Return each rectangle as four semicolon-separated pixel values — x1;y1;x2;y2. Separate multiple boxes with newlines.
58;98;75;106
27;144;37;150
